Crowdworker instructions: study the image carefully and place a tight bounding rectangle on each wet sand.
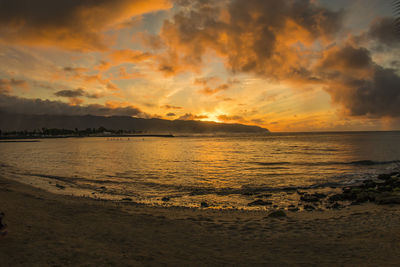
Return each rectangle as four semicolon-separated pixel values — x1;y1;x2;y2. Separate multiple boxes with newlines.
1;176;400;266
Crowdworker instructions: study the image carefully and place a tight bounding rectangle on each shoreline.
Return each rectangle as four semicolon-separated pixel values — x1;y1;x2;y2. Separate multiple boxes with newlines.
1;175;400;265
0;134;175;140
4;166;399;212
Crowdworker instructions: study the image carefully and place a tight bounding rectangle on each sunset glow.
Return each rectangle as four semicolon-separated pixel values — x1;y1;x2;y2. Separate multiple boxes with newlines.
0;0;399;132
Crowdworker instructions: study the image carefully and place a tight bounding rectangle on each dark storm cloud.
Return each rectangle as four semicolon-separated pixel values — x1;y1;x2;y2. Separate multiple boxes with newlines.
177;113;208;120
0;0;171;51
368;17;400;47
0;94;148;117
318;45;400;117
55;89;85;98
54;88;101;99
318;46;373;71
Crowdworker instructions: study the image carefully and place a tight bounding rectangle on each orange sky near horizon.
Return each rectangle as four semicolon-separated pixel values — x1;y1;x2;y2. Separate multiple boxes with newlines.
0;0;399;132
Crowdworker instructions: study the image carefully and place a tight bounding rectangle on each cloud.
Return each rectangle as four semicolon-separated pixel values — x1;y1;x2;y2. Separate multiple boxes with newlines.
217;114;244;122
199;84;230;95
54;88;85;98
54;88;101;99
154;1;399;119
316;44;400;117
109;49;152;64
368;17;400;48
163;104;183;109
0;78;29;93
154;0;343;79
58;69;121;92
166;112;176;116
0;0;172;51
177;113;208;120
64;67;88;73
316;45;373;79
0;94;149;117
194;76;220;86
194;76;239;95
96;61;112;71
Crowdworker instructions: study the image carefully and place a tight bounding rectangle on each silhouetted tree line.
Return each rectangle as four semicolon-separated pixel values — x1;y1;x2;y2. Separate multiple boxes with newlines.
0;127;143;137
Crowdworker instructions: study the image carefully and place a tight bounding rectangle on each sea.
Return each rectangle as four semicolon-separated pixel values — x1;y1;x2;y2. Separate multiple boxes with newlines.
1;131;400;210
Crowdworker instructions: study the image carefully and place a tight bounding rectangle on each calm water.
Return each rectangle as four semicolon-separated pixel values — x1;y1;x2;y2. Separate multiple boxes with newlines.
1;132;400;209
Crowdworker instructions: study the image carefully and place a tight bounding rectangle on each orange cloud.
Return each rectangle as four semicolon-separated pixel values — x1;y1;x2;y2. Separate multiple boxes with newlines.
153;0;342;78
68;97;84;106
163;105;183;109
95;61;112;71
0;0;172;51
200;84;230;95
217;114;245;122
0;78;29;93
109;49;152;64
194;76;239;95
57;68;121;92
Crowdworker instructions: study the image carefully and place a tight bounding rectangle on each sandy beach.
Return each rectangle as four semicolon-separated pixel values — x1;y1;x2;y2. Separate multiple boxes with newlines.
0;176;399;266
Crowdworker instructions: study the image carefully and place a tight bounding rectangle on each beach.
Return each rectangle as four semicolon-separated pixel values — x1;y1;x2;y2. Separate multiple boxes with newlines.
1;175;400;266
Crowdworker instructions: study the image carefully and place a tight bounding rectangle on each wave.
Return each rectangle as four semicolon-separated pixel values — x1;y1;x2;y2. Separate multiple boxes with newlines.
250;160;400;167
250;161;291;166
347;160;400;166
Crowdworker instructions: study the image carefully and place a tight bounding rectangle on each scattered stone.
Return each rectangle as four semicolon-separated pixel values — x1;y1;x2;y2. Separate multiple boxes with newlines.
376;193;400;205
343;187;352;194
247;199;272;206
377;185;393;192
0;212;7;237
122;197;132;201
300;194;319;202
200;202;209;208
268;210;286;218
100;186;106;190
161;197;170;202
257;193;272;198
55;184;65;190
328;194;345;202
331;202;343;209
378;173;392;180
312;193;327;199
304;205;315;211
362;180;377;189
242;192;256;196
296;190;305;195
288;207;299;212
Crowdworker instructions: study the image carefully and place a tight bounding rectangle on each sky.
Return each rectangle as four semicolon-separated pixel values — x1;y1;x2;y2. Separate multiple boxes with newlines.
0;0;399;132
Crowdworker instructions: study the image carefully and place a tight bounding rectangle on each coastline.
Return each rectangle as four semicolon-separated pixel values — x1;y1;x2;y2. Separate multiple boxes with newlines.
1;175;400;266
0;134;175;140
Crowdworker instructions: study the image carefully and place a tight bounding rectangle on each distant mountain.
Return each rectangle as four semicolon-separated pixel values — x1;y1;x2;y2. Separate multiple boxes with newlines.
0;112;269;134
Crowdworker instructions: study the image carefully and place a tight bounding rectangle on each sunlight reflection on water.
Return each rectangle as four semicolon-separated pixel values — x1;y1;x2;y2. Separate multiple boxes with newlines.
1;132;400;209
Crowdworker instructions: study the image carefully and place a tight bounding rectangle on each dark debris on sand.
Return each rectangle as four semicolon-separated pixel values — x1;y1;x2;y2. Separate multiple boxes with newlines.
0;212;7;237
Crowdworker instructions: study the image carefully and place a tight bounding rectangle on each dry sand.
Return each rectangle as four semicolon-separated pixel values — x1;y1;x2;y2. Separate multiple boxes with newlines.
1;176;400;266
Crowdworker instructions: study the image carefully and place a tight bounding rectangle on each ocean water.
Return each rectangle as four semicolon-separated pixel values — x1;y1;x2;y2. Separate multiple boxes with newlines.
1;132;400;209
